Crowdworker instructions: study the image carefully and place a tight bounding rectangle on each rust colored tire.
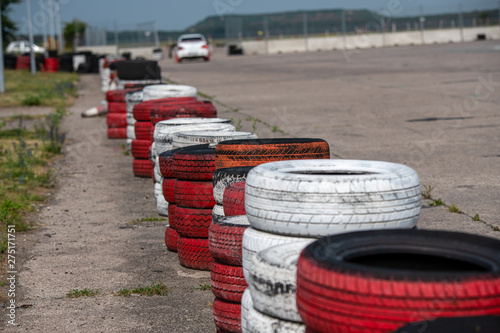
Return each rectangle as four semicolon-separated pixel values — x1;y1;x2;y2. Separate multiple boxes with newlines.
177;237;212;271
107;127;127;139
209;215;250;266
150;101;217;124
107;102;127;113
106;113;127;127
215;138;330;169
174;180;216;209
168;203;177;229
175;206;213;238
213;298;242;333
159;148;184;178
133;97;198;121
211;261;248;303
296;230;500;333
173;145;215;181
133;158;153;178
131;139;152;159
162;178;176;204
165;227;179;252
223;182;245;217
134;121;154;141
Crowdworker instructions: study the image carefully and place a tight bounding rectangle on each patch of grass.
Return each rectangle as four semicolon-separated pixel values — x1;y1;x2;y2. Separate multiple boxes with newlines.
473;214;480;221
494;226;499;232
272;125;284;133
0;70;78;108
34;108;67;154
121;143;130;156
429;198;443;207
252;118;259;133
21;95;42;106
117;282;168;297
197;284;211;291
232;108;239;113
448;204;462;214
421;185;434;200
67;288;100;298
234;118;243;131
0;280;6;287
131;217;166;224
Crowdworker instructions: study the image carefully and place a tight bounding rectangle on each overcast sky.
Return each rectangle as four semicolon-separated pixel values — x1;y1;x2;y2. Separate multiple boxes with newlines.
10;0;499;34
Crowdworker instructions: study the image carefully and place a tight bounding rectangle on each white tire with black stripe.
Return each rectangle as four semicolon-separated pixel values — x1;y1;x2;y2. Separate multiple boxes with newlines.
249;242;313;323
142;84;197;101
172;131;258;149
245;306;305;333
242;227;314;284
245;159;421;237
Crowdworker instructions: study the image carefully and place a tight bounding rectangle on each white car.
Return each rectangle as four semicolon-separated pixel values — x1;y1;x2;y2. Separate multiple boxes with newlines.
175;34;210;62
6;40;45;54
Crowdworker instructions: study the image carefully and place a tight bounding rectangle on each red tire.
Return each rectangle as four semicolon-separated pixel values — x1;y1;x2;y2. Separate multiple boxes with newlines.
131;139;152;159
165;227;179;252
150;101;217;124
173;145;216;181
209;215;249;266
106;88;140;103
133;97;198;121
215;138;330;169
223;182;245;217
134;122;154;141
211;261;248;303
107;127;127;139
174;180;216;209
175;206;213;238
296;230;500;333
177;237;212;271
107;102;127;114
168;204;177;229
133;158;153;178
213;298;242;333
159;148;184;178
106;113;127;127
162;178;176;204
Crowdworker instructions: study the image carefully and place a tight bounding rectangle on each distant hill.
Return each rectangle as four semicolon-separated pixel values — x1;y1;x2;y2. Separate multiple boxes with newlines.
111;8;498;46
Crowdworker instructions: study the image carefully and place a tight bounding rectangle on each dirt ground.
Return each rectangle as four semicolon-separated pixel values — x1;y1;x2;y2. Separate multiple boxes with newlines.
1;40;499;332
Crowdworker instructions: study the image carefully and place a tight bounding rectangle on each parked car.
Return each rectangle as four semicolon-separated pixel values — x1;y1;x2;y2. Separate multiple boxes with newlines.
6;40;45;54
174;34;210;62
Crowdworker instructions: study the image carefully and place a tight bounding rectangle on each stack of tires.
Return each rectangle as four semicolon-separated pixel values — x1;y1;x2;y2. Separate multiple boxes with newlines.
172;145;218;271
208;138;331;333
295;229;500;333
241;159;422;332
154;118;236;219
106;88;140;139
131;85;199;179
125;89;145;151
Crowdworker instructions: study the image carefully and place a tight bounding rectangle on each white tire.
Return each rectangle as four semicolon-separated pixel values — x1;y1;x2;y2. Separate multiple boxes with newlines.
126;113;136;126
249;242;313;323
172;131;258;149
245;159;421;237
241;288;253;333
142;84;197;101
212;167;253;204
154;118;234;152
212;203;225;224
154;164;162;183
246;306;305;333
242;227;315;283
127;125;136;139
126;138;132;152
125;90;144;112
155;182;169;216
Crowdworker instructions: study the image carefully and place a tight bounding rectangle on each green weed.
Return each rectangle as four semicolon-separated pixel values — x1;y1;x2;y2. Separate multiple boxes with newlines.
67;288;100;298
430;198;443;207
448;204;462;214
421;185;434;200
117;282;168;297
473;214;480;221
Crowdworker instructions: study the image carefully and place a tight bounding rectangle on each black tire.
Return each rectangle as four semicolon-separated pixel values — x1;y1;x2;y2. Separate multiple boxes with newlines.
115;60;161;80
393;315;500;333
